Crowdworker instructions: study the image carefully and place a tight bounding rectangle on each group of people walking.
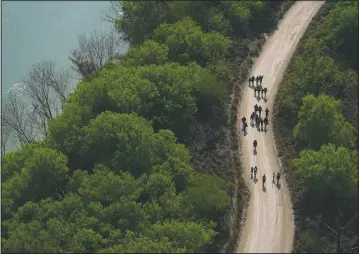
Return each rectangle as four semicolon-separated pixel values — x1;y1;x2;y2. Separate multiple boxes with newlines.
248;75;264;86
251;162;281;187
257;171;281;186
241;104;269;133
248;75;268;98
244;74;280;190
251;104;269;131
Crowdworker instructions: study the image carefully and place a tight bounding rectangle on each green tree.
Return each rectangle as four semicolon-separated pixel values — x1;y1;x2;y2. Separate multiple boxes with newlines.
1;141;44;182
183;173;231;221
66;169;89;193
222;1;264;35
292;144;358;218
205;7;232;34
46;62;227;166
123;40;169;66
2;155;229;253
112;1;277;43
114;1;176;45
144;220;217;253
276;38;358;130
316;1;358;69
140;172;176;204
99;233;184;253
113;1;222;45
153;17;231;66
293;94;355;149
2;147;69;220
80;112;191;177
2;195;84;253
77;164;142;205
69;229;104;253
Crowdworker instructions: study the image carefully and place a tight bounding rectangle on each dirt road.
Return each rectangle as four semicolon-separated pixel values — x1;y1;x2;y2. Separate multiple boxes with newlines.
235;2;324;253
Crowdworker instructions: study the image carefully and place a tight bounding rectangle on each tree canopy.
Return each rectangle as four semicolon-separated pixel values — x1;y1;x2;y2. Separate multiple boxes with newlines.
113;1;282;45
153;17;232;66
45;62;228;170
316;1;358;69
292;144;358;219
2;113;231;253
276;1;358;130
293;94;356;149
2;143;69;221
122;40;169;67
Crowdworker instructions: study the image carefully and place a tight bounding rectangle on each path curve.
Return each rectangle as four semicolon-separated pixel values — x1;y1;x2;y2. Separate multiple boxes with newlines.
235;2;324;253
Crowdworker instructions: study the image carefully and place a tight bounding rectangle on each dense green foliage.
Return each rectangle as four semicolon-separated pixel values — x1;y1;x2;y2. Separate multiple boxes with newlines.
315;1;358;70
115;1;285;45
292;144;358;253
274;1;359;253
2;113;231;253
293;94;355;149
276;1;358;131
45;62;228;171
2;142;69;221
292;144;358;218
2;1;292;253
122;40;169;67
153;17;231;66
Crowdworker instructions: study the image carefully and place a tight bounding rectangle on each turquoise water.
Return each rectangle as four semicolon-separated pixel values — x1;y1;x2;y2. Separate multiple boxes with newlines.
2;1;112;95
1;1;118;152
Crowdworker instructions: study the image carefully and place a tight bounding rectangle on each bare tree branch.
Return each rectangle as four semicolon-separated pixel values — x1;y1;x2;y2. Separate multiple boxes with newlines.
2;91;38;146
51;67;73;109
320;213;359;254
1;60;70;155
323;221;338;235
69;29;124;79
342;214;358;231
21;60;71;135
23;61;57;123
1;114;10;156
102;1;122;23
27;103;47;136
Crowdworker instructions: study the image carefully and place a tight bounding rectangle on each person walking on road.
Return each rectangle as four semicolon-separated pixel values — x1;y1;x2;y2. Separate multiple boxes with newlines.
276;172;281;185
262;174;266;186
258;105;262;117
263;87;268;98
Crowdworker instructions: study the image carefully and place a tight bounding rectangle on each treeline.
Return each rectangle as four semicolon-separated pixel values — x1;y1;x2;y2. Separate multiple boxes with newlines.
273;1;358;253
2;1;291;253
